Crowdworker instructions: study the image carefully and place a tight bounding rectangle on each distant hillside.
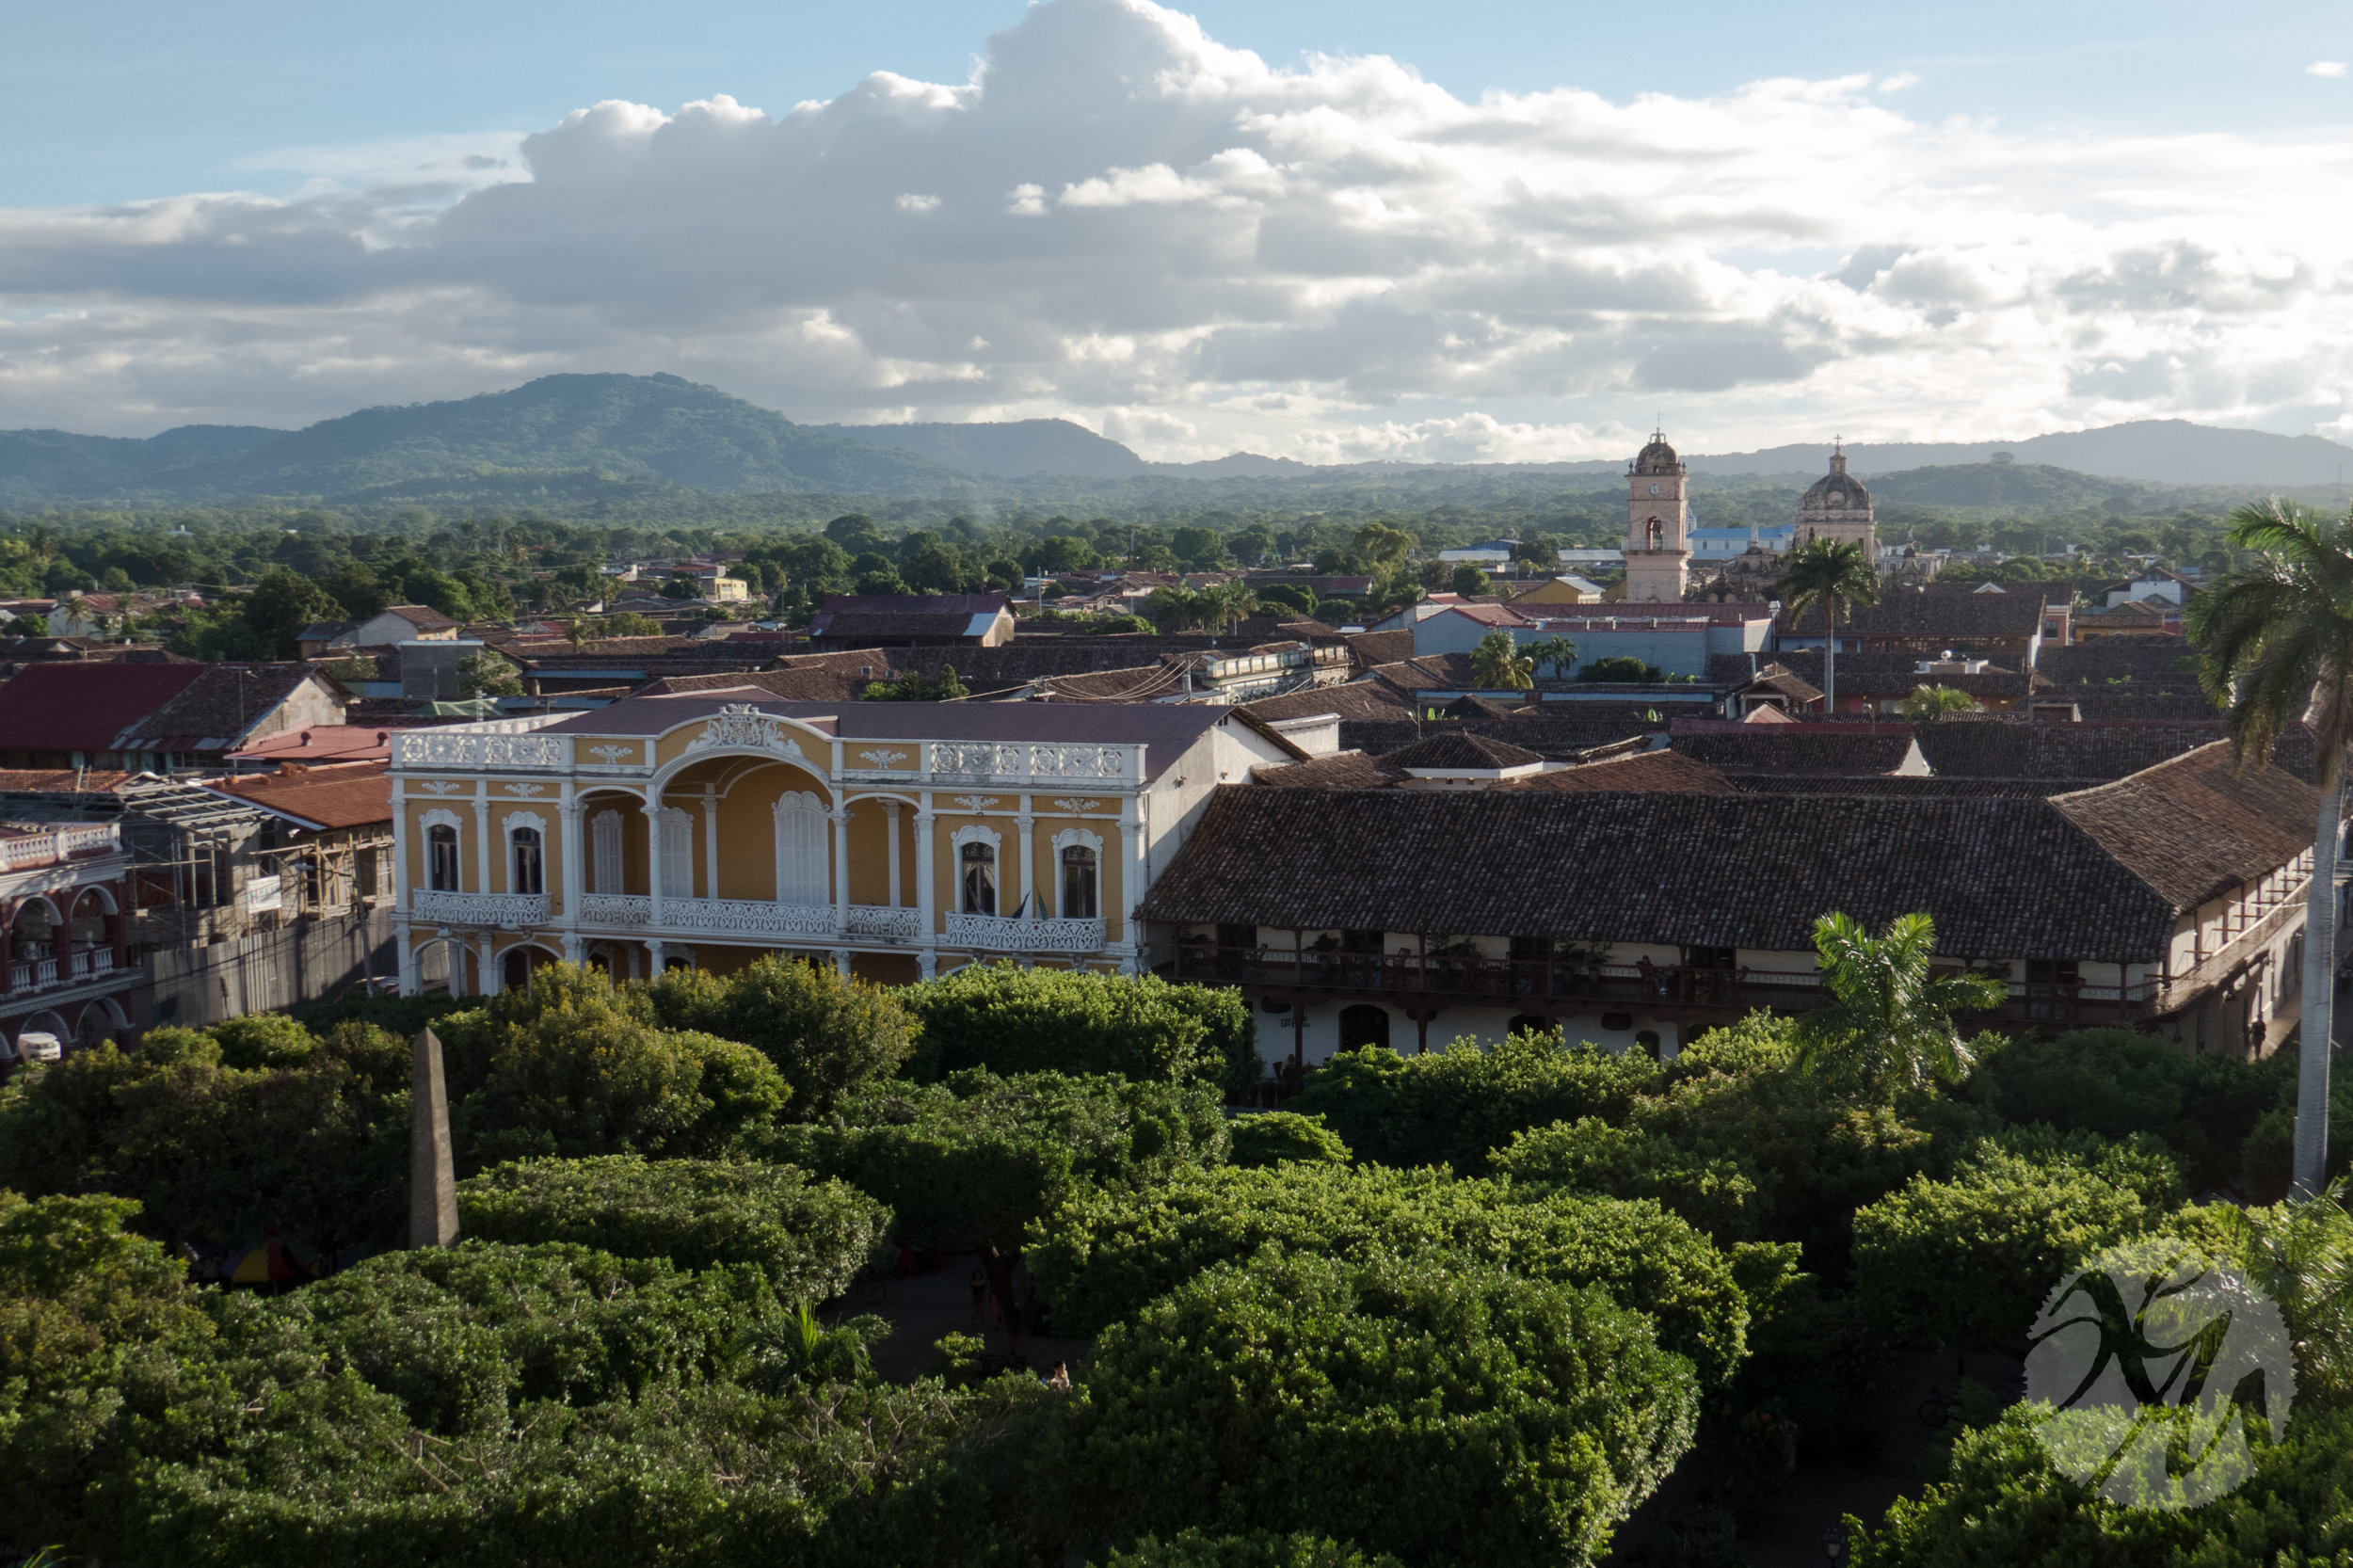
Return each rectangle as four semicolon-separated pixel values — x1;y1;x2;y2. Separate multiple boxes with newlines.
1683;420;2353;486
1863;462;2134;511
817;418;1144;479
0;375;967;505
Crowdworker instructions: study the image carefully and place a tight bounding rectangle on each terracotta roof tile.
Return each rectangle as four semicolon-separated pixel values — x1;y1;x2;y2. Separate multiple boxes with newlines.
209;763;392;831
0;663;208;752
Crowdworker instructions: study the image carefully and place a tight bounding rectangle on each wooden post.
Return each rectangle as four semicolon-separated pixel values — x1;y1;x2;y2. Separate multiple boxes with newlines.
409;1026;458;1248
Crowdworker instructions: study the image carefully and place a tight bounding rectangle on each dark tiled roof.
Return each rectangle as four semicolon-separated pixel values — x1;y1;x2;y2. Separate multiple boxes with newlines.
1369;655;1477;694
0;663;207;752
1345;630;1416;667
1342;715;1660;760
638;667;875;702
1134;784;2216;961
2050;744;2318;911
1512;750;1737;795
1768;650;2041;699
1911;721;2230;781
1384;731;1545;771
1241;681;1412;725
1733;775;2108;799
1673;730;1918;776
384;604;459;632
817;593;1009;616
118;665;338;753
1775;588;2046;641
2040;643;2205;685
1253;752;1400;789
2061;687;2222;722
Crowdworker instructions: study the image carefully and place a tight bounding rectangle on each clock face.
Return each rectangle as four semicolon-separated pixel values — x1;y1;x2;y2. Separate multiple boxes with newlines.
1648;484;1660;495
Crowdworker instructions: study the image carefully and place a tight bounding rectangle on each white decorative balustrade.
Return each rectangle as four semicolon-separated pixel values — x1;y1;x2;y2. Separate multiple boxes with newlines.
391;718;571;772
0;822;121;871
927;742;1131;782
5;948;120;994
409;890;552;926
944;913;1107;953
572;894;926;943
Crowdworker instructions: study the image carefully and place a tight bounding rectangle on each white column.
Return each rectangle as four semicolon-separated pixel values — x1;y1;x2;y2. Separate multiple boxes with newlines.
478;934;501;996
831;947;853;977
395;921;417;996
557;785;584;930
884;800;903;907
474;780;492;894
646;937;665;974
1016;799;1036;918
390;779;410;914
915;798;937;959
1117;790;1149;972
561;932;585;964
643;802;666;929
701;783;720;901
830;804;852;936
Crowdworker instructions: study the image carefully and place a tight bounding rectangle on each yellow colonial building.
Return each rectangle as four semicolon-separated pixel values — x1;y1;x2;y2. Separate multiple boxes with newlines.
390;690;1295;993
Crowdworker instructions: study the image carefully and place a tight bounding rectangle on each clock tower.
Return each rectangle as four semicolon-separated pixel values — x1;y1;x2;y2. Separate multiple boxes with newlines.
1623;430;1691;603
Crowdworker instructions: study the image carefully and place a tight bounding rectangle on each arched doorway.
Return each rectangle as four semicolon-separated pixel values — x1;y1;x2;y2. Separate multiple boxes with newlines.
502;945;556;994
1337;1003;1391;1051
9;896;61;981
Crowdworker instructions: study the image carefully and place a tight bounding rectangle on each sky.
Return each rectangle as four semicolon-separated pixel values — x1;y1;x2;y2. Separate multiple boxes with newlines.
4;0;2352;460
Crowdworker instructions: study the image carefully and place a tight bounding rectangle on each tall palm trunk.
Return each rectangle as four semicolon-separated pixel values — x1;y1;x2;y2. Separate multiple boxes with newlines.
2297;776;2342;1197
1823;594;1839;716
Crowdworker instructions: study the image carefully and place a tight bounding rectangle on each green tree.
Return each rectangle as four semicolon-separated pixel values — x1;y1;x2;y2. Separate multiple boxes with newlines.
2233;1179;2353;1400
2185;497;2353;1199
1576;655;1665;683
1489;1117;1761;1240
456;1156;889;1299
242;568;343;658
895;962;1254;1090
1449;563;1490;597
456;649;522;697
1775;537;1881;715
1851;1138;2169;1352
1795;913;2009;1098
1897;684;1983;718
1469;629;1534;691
1097;1530;1401;1568
1065;1252;1698;1568
1028;1160;1752;1386
1527;633;1579;680
1289;1033;1661;1174
776;1070;1228;1351
643;954;917;1115
1229;1112;1353;1167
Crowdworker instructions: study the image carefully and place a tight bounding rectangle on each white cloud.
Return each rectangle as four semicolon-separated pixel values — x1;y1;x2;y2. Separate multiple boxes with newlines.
2309;60;2347;78
3;0;2353;459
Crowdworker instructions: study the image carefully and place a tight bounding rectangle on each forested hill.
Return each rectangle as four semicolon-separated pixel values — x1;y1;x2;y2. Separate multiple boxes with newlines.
0;374;969;506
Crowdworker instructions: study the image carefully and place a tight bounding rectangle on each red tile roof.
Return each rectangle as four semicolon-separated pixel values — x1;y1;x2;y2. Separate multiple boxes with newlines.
231;724;395;763
207;762;392;831
0;663;207;752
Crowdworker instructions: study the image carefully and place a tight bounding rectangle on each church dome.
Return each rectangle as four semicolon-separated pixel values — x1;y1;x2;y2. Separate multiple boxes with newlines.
1801;464;1871;512
1632;433;1681;475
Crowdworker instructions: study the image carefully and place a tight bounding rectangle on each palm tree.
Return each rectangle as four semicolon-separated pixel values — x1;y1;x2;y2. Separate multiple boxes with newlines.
1528;634;1579;680
564;616;598;652
1469;630;1534;692
1897;684;1982;719
2234;1178;2353;1397
2185;498;2353;1200
1796;911;2009;1097
1777;538;1881;716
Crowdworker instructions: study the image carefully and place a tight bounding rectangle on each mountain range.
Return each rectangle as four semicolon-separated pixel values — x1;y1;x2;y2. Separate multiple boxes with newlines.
2;372;2348;508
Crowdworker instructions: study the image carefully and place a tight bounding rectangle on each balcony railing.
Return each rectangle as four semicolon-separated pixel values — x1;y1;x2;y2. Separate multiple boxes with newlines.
574;893;927;944
7;948;119;995
1149;944;2159;1027
0;822;121;871
409;890;552;927
945;913;1107;953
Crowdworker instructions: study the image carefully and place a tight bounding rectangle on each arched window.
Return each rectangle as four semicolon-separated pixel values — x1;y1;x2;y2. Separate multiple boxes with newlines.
960;840;997;916
427;824;460;891
591;809;623;894
1060;844;1098;919
511;826;543;895
1337;1004;1390;1051
773;792;829;906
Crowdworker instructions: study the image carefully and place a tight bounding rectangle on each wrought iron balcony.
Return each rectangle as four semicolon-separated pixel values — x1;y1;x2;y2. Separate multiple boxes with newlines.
408;890;551;928
945;913;1107;953
572;893;926;943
